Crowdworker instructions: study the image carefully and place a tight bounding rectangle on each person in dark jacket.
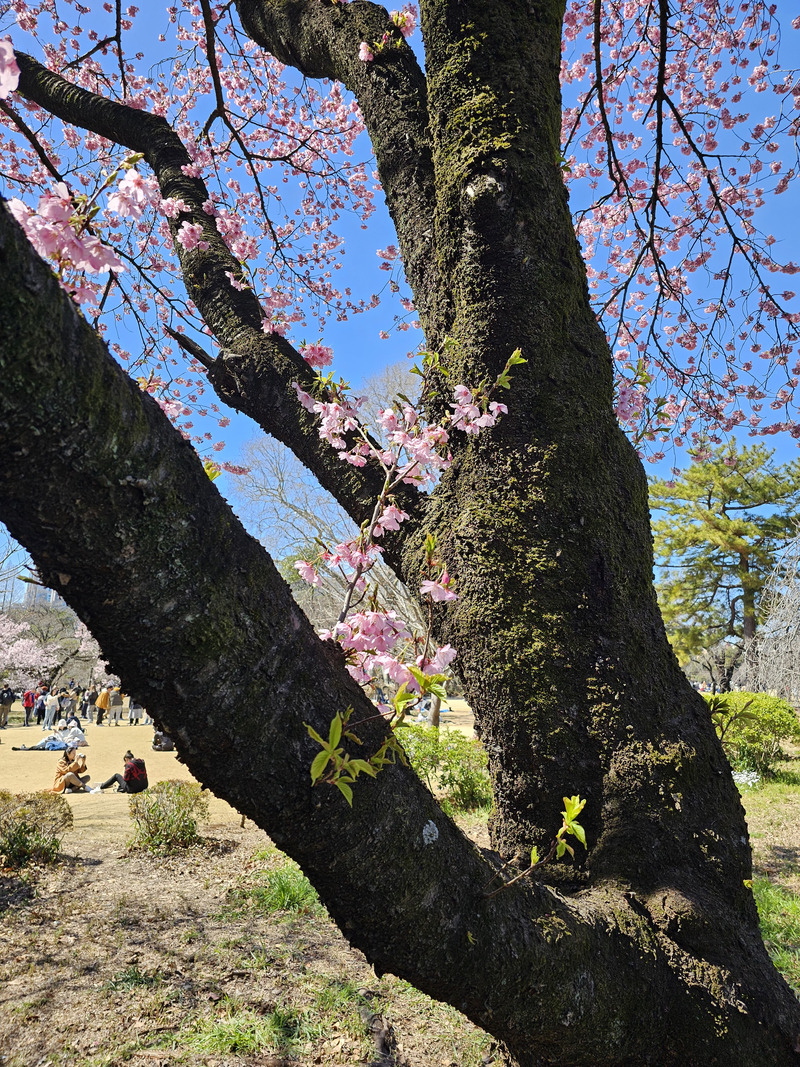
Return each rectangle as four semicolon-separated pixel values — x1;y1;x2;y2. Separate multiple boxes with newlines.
96;751;148;793
0;685;16;728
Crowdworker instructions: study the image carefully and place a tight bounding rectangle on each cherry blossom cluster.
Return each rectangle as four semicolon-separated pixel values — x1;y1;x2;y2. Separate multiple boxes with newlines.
0;39;20;98
560;1;800;461
107;168;159;218
3;1;800;475
0;3;378;461
0;613;103;689
7;181;125;304
614;384;646;427
290;347;524;711
451;385;508;435
359;5;418;63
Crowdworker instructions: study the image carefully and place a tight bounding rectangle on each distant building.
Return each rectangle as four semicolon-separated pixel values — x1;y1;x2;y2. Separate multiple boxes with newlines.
22;583;67;611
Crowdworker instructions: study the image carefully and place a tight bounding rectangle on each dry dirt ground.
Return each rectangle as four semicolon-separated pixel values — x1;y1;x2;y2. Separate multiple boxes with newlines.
0;705;494;1067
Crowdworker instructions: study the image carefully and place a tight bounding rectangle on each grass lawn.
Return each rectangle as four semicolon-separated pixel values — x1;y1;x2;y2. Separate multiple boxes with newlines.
741;761;800;993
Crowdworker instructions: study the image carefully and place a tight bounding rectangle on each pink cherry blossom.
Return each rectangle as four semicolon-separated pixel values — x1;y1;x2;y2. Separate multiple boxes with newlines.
420;572;458;602
419;644;457;675
358;42;374;62
301;343;334;369
295;560;321;587
176;221;209;251
373;503;409;536
292;382;317;412
160;197;190;219
107;169;158;219
0;41;20;100
391;6;418;39
615;385;646;424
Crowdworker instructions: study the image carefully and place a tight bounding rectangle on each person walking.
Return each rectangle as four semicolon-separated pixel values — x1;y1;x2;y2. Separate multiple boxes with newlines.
108;687;124;726
43;690;60;731
95;685;111;726
0;685;16;729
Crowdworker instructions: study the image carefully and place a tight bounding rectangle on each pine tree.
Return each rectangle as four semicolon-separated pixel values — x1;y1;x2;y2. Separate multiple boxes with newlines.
651;444;800;685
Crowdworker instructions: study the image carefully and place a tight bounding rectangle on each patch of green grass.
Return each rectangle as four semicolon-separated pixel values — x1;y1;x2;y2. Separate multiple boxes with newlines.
104;966;163;991
385;976;493;1067
754;878;800;992
251;844;279;863
223;859;324;919
243;946;274;970
767;768;800;787
182;1004;322;1054
312;977;366;1014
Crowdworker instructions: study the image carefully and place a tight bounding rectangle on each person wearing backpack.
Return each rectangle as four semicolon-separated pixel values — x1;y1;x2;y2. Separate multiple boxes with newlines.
34;689;47;725
0;685;16;728
95;750;148;793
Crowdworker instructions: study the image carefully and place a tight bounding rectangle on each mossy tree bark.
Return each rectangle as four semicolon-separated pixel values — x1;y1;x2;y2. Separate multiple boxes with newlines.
3;0;800;1063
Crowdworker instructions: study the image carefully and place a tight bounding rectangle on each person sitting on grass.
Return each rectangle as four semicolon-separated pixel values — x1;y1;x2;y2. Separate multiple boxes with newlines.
151;729;174;752
96;751;148;794
51;746;91;793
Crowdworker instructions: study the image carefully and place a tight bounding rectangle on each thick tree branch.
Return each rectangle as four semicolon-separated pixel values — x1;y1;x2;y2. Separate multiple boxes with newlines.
4;196;800;1067
12;51;423;567
234;0;448;338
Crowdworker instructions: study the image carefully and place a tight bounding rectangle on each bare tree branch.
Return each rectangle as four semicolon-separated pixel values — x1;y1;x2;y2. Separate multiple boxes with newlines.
12;51;424;567
234;0;446;338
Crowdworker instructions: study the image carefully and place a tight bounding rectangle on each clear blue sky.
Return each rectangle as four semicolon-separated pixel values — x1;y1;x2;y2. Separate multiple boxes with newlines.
2;8;800;595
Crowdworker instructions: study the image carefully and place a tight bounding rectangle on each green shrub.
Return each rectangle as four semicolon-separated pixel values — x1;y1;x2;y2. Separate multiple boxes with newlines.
399;725;492;812
706;691;800;775
398;723;441;791
128;780;209;853
0;790;72;868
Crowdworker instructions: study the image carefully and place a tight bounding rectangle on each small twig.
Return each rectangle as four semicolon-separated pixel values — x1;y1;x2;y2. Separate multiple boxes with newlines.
163;325;216;369
483;840;558;899
0;100;65;183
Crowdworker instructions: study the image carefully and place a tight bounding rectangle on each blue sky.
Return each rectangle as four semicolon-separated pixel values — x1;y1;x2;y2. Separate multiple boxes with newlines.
2;5;800;601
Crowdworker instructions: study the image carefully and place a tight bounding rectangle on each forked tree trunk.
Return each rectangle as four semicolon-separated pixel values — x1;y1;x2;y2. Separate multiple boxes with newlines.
2;0;800;1062
2;190;800;1067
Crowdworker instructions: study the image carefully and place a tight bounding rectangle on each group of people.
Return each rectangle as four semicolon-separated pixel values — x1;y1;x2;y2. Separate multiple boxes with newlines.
52;747;149;795
0;681;152;729
4;677;179;797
